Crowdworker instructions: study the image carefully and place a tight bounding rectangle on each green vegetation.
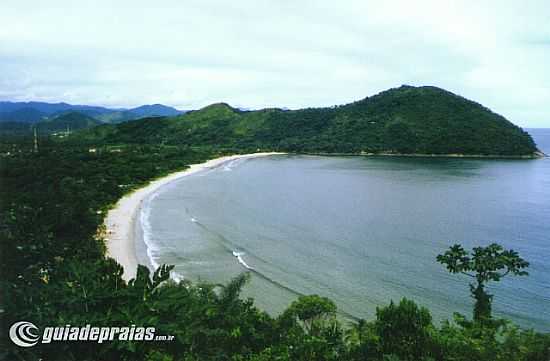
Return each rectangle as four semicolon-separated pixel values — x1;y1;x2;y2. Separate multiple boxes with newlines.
77;86;539;156
1;133;548;360
36;112;104;134
0;122;33;137
0;87;546;359
0;101;183;126
437;243;530;324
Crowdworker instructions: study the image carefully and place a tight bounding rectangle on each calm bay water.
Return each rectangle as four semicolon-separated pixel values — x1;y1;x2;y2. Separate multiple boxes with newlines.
137;129;550;331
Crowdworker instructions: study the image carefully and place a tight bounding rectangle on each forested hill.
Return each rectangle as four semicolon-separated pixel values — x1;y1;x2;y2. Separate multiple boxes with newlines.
37;112;103;133
76;85;539;157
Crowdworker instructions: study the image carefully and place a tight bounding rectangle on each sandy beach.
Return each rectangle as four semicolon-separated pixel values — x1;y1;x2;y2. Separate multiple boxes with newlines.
104;152;283;281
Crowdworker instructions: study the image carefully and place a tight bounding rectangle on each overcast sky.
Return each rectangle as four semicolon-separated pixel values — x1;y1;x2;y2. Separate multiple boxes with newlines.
1;1;549;127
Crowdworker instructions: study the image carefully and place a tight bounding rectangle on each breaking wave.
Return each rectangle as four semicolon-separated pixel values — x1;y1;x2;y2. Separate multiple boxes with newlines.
141;192;161;270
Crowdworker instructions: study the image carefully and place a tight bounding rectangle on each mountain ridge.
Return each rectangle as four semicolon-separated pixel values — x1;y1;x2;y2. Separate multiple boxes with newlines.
75;85;540;157
0;101;184;125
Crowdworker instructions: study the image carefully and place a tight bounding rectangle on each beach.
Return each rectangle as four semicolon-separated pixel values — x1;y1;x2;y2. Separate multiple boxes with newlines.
103;152;283;281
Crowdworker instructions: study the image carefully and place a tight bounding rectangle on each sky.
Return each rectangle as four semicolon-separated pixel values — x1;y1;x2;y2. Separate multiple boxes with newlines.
1;1;549;127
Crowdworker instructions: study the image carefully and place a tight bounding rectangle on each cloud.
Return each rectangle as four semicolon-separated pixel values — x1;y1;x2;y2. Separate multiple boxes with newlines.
0;0;548;127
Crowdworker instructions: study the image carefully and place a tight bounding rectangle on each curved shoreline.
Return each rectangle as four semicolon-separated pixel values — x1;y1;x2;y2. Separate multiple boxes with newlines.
103;152;284;281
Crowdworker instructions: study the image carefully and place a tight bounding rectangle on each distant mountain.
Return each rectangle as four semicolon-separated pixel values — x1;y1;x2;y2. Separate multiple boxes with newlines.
0;101;185;126
0;107;47;123
37;112;103;134
95;111;137;124
0;101;115;116
78;85;539;157
95;104;184;124
128;104;183;117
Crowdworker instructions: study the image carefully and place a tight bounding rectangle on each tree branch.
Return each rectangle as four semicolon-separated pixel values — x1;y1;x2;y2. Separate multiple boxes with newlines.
497;269;510;278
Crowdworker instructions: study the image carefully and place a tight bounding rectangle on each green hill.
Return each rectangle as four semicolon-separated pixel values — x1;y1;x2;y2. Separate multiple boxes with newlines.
94;104;183;124
77;85;539;156
37;111;104;134
95;110;137;124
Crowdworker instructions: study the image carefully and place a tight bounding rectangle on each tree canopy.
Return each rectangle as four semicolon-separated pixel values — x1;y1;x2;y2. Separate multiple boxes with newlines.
437;243;530;322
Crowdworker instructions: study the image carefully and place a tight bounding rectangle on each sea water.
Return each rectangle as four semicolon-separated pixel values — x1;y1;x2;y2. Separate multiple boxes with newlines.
136;129;550;331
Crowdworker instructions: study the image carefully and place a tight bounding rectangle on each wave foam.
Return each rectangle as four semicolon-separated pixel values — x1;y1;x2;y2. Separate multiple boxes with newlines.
232;250;253;270
140;192;160;270
223;158;244;172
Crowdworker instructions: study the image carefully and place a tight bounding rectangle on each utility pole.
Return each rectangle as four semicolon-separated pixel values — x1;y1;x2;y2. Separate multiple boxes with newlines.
33;126;39;153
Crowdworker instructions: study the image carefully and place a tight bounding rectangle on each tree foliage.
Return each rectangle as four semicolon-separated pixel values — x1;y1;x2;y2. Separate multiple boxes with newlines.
374;299;435;361
437;243;529;322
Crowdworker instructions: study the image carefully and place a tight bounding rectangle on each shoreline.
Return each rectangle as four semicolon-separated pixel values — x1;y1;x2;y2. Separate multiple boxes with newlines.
300;151;546;159
103;152;284;281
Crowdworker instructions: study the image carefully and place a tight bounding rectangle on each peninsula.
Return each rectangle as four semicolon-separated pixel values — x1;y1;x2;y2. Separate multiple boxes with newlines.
77;85;541;158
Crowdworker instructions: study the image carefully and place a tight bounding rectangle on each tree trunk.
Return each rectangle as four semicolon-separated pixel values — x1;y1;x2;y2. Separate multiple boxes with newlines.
471;283;492;323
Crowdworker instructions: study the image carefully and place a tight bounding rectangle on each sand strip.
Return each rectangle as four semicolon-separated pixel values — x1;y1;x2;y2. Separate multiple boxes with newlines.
104;152;284;281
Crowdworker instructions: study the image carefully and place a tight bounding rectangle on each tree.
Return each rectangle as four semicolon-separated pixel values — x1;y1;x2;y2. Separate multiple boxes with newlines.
278;295;343;360
345;319;381;361
375;298;435;361
437;243;529;323
284;295;337;336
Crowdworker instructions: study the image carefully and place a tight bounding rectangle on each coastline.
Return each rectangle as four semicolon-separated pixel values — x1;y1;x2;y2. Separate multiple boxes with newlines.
301;151;546;159
103;152;284;281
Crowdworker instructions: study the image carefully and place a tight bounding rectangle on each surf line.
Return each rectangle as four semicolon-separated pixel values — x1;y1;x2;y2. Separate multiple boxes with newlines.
190;218;302;292
191;217;361;322
246;260;361;322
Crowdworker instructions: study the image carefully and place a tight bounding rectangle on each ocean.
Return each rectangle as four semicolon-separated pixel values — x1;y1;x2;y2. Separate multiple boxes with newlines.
135;128;550;331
